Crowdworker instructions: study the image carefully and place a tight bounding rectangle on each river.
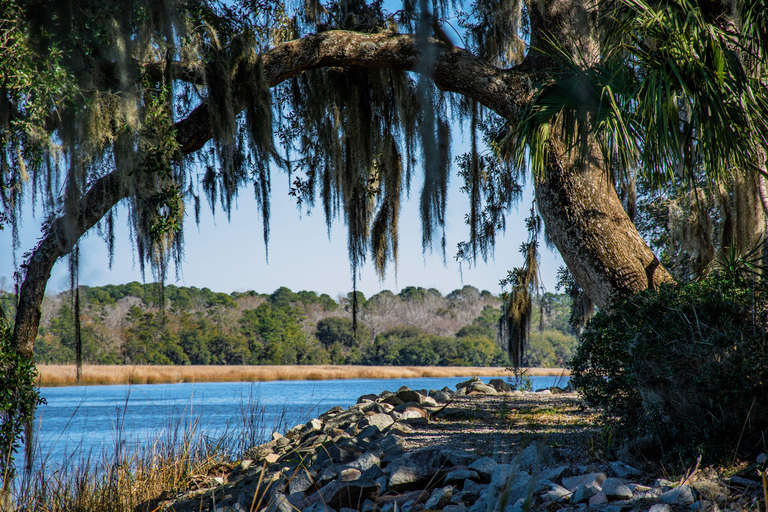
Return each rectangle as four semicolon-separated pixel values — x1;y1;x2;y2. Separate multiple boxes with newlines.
29;375;570;472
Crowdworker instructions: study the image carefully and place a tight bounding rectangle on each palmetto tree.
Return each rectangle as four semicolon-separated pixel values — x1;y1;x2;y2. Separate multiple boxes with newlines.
504;0;768;279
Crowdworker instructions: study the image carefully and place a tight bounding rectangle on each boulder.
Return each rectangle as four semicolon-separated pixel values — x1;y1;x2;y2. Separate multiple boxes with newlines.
601;478;633;499
424;486;453;510
659;485;695;506
489;378;512;392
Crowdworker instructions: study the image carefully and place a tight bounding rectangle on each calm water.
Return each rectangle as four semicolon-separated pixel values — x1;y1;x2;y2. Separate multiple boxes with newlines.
31;375;570;470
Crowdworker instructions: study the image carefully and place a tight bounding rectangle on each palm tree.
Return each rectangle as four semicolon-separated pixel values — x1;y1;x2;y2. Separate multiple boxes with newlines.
504;0;768;280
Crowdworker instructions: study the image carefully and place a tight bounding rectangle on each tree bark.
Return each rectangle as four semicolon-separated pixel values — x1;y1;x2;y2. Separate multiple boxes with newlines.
526;0;675;308
536;138;674;309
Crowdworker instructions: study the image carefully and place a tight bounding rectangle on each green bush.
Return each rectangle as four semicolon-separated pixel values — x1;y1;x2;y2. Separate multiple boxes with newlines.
569;278;768;464
1;314;45;487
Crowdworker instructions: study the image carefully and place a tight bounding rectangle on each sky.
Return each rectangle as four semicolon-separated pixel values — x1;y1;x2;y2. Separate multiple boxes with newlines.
0;163;565;300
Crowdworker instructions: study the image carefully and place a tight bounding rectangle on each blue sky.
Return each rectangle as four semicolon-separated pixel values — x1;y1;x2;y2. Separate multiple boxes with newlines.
0;164;565;299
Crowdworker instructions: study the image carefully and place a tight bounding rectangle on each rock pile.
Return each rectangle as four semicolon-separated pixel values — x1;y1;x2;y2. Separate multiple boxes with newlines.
153;378;765;512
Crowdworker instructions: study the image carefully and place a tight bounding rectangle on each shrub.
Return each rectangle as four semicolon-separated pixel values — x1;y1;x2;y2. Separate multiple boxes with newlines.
569;278;768;464
1;314;45;490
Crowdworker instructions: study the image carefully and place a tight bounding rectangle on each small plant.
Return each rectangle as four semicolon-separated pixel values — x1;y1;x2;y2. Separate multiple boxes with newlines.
505;367;534;392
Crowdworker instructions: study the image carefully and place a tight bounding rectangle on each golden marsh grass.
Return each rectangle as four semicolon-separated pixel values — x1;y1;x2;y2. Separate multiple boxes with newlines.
36;365;569;387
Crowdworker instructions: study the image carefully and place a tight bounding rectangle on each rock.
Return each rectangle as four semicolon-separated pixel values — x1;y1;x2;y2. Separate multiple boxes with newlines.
425;486;453;510
319;479;381;509
340;468;361;481
589;492;608;506
357;394;379;403
469;456;498;482
489;378;512;392
288;467;316;494
690;500;714;511
649;504;673;512
609;461;642;479
344;452;381;473
359;413;394;431
490;464;515;490
570;483;599;504
602;478;633;499
538;466;572;482
445;468;481;485
542;483;571;502
724;476;761;489
517;442;555;471
266;493;292;512
444;505;469;512
396;390;426;404
431;390;453;402
660;485;696;506
456;376;483;390
691;479;729;504
561;473;606;492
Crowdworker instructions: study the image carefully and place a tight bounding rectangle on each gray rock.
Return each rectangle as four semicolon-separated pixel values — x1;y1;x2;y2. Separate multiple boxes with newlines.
469;456;498;481
609;461;642;479
689;500;714;511
445;468;481;485
288;467;316;494
562;472;606;492
442;448;477;466
357;394;378;403
425;486;454;510
361;499;376;512
649;504;673;512
431;390;453;403
538;466;571;482
396;389;426;404
266;493;293;512
489;378;512;392
359;413;394;431
589;492;608;506
344;452;381;473
660;485;696;505
517;442;555;471
319;479;381;509
570;483;599;504
303;503;336;512
602;478;633;499
490;464;515;490
725;476;761;489
691;479;729;504
456;376;484;390
444;505;470;512
542;483;571;502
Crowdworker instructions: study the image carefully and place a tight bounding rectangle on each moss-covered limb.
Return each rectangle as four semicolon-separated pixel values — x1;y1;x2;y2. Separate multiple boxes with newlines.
160;31;534;127
12;170;131;359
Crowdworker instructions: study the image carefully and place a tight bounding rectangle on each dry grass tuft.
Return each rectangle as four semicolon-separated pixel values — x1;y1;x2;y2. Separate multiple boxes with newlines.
36;365;569;387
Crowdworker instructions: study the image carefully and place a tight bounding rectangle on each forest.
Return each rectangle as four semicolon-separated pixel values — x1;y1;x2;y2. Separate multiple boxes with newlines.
0;283;578;368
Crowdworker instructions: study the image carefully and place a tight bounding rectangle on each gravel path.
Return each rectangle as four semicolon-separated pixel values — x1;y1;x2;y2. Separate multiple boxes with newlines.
401;391;601;467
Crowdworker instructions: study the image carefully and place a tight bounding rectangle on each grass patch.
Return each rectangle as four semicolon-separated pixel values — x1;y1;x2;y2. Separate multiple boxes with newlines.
8;389;306;511
36;365;569;387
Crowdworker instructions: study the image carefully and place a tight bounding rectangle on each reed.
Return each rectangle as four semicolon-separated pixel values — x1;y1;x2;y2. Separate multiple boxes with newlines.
11;388;304;511
36;365;569;387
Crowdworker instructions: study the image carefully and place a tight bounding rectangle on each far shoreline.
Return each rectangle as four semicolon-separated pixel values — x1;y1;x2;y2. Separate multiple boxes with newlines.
35;364;570;387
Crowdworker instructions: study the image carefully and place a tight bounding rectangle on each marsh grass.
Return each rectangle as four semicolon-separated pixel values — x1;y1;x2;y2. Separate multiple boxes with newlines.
8;388;307;512
36;365;568;387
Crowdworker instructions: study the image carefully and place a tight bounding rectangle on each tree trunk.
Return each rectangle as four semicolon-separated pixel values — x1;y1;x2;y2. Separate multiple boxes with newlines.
536;137;674;309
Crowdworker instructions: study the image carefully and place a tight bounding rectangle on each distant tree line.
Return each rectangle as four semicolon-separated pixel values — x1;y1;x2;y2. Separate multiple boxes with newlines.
0;283;578;367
